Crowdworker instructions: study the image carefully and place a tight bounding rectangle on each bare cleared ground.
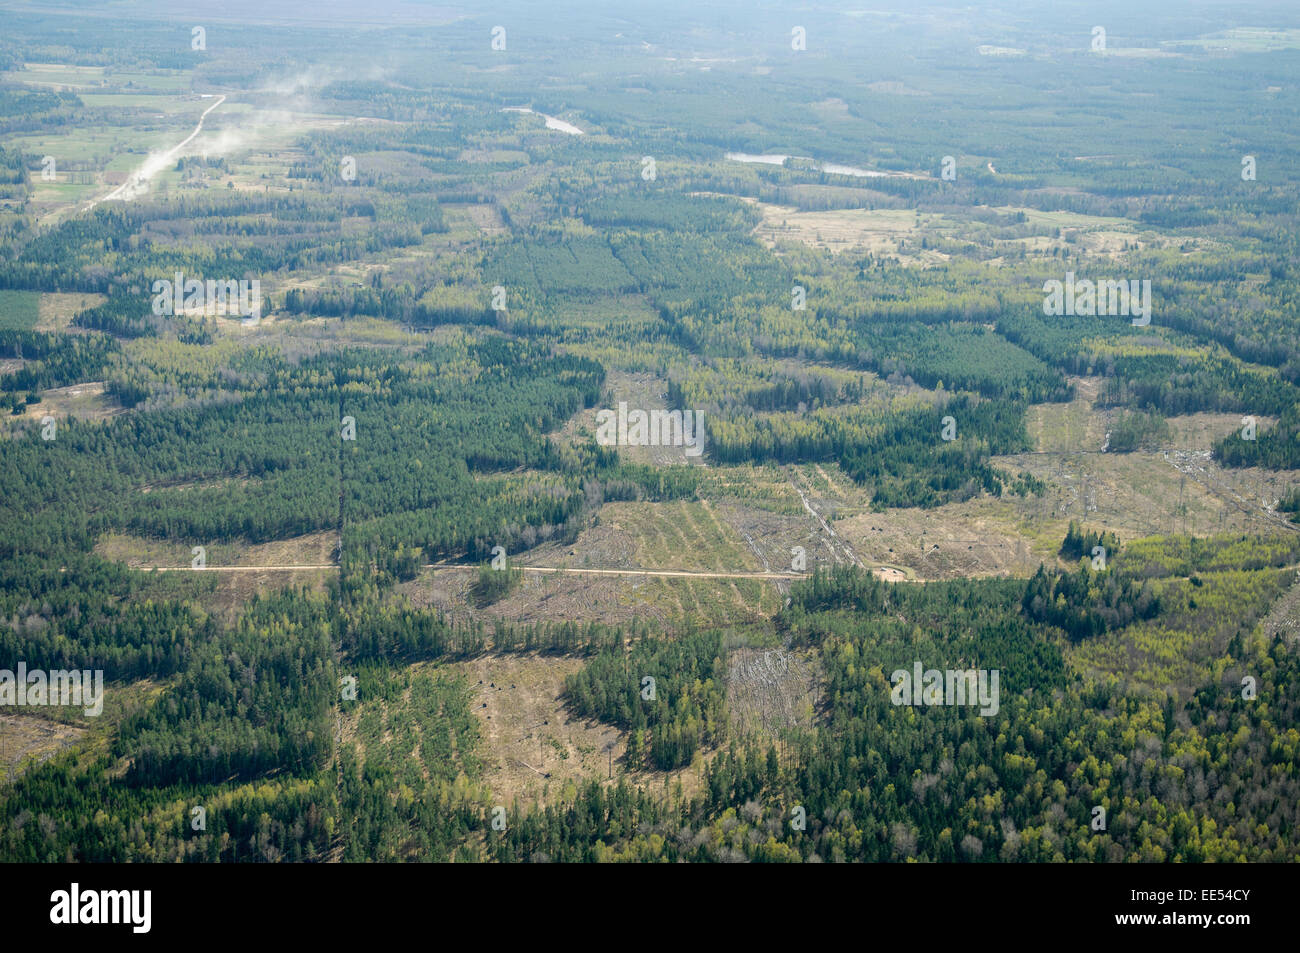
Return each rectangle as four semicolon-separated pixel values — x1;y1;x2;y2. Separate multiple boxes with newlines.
5;381;125;434
95;529;338;568
998;450;1299;544
829;442;1299;579
839;500;1047;578
96;379;1297;603
207;569;331;623
0;713;85;780
38;292;105;331
400;560;780;630
445;646;812;810
680;392;1299;581
1165;412;1277;450
98;531;337;623
1025;378;1276;455
742;197;1198;265
726;647;820;742
1259;570;1300;645
749;202;952;263
562;369;708;467
1024;377;1109;452
346;652;712;810
449;653;623;806
698;460;1041;580
448;202;507;235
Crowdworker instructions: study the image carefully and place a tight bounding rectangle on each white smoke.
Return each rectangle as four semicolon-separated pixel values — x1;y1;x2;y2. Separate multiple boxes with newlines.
87;60;393;209
92;94;227;207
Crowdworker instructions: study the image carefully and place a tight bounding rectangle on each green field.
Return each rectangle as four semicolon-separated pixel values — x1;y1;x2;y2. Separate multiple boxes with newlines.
0;290;39;330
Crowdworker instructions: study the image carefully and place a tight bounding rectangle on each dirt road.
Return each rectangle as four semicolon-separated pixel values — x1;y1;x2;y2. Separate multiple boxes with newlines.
87;93;227;208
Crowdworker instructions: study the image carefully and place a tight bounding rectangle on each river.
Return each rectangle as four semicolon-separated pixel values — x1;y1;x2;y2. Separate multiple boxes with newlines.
725;151;925;179
500;107;584;135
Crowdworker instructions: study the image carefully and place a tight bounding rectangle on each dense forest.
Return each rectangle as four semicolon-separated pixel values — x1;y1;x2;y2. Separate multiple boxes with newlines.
4;538;1296;862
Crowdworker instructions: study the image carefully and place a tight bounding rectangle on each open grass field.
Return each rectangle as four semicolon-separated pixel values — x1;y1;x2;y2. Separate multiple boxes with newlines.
0;291;40;331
